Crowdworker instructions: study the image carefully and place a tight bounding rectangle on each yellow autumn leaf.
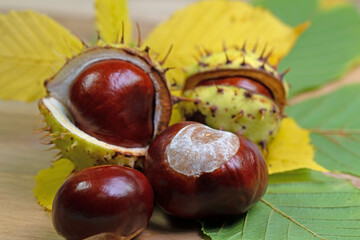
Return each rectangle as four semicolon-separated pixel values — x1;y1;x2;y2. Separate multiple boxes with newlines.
0;11;84;102
267;118;327;175
143;0;308;91
34;158;74;211
321;0;351;9
95;0;132;44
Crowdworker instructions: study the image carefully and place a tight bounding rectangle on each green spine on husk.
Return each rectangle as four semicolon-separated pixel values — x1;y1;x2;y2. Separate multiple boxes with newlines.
39;99;140;171
182;47;288;147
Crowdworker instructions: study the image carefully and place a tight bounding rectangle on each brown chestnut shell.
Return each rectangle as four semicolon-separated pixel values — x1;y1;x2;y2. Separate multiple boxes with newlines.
52;165;154;240
144;122;268;219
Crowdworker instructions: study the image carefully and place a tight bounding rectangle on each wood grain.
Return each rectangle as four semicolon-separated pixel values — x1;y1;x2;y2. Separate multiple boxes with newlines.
0;1;359;240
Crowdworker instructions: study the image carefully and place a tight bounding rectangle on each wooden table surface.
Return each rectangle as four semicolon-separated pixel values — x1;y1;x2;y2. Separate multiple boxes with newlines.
0;1;360;239
0;1;203;239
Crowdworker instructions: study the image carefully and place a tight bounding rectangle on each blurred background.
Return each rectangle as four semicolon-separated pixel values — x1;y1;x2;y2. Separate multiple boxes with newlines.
0;0;358;42
0;0;198;41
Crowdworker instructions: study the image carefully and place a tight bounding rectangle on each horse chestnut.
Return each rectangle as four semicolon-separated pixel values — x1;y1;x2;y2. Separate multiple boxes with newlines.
69;59;155;148
52;165;154;240
144;122;268;219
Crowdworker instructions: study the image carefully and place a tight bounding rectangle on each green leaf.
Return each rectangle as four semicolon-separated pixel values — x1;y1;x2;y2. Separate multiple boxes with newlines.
280;6;360;97
253;0;360;97
34;158;74;211
252;0;320;26
201;216;245;240
287;84;360;129
201;169;360;239
287;84;360;176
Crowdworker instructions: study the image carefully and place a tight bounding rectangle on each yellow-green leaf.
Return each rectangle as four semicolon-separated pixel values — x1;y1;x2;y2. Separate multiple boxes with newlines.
34;158;74;211
95;0;132;44
287;84;360;177
144;0;307;90
0;10;84;102
267;118;327;174
321;0;351;9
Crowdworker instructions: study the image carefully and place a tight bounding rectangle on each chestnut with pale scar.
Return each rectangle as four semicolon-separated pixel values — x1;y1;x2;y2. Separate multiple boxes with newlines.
144;121;268;219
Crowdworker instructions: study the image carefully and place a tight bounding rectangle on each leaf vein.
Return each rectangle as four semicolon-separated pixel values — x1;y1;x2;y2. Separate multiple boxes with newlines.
260;198;326;240
264;209;274;240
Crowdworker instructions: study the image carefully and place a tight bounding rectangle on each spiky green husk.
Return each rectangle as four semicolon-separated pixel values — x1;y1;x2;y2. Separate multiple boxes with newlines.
39;99;141;171
38;43;172;171
184;48;289;109
182;86;281;146
187;47;280;78
182;47;288;146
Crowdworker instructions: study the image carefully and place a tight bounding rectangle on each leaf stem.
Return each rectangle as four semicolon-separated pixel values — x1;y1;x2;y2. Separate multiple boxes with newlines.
310;128;360;136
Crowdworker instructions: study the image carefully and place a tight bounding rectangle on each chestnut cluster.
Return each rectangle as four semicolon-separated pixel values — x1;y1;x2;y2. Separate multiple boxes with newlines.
52;59;268;240
52;121;268;239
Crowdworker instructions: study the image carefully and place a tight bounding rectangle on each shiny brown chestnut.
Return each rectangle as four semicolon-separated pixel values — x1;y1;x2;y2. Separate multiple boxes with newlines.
69;59;154;148
52;165;154;240
144;122;268;219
